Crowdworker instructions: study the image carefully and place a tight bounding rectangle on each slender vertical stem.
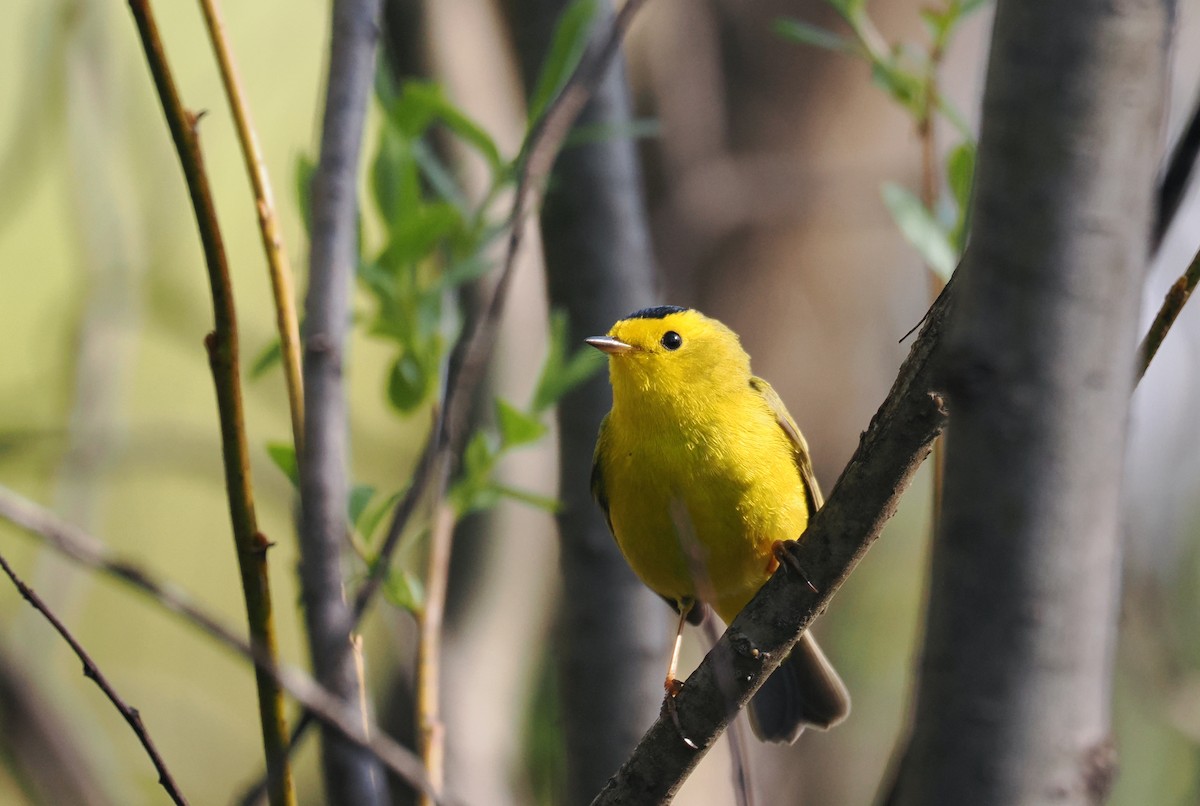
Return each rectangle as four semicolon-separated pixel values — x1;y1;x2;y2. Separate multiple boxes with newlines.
919;30;948;536
123;3;295;804
197;0;305;453
417;501;455;804
298;0;385;803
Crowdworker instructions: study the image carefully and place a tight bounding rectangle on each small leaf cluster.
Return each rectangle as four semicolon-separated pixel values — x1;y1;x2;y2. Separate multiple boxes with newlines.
775;0;986;278
264;2;609;615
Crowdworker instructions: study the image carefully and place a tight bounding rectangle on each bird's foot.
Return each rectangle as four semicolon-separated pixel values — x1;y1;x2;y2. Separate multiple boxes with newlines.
662;678;699;750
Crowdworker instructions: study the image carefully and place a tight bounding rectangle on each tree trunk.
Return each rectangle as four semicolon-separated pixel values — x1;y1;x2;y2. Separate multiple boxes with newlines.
893;0;1171;803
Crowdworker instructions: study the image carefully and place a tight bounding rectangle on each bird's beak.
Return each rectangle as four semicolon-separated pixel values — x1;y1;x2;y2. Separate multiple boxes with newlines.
586;336;633;355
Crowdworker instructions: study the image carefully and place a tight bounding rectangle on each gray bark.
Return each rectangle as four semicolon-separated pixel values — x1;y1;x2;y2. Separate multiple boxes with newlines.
894;1;1171;803
299;0;387;803
506;2;672;802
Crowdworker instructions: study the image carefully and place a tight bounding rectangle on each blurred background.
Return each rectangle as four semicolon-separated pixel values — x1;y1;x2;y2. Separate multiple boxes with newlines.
2;0;1199;804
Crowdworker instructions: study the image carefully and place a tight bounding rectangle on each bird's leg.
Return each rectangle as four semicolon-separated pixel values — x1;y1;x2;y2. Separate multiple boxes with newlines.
663;600;699;749
772;539;820;594
664;602;691;697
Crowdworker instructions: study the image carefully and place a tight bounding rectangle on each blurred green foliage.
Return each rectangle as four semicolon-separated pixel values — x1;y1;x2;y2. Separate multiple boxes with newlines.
776;0;983;279
261;8;607;617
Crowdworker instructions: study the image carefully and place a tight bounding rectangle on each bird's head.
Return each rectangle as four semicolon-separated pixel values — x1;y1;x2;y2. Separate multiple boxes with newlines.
587;306;751;410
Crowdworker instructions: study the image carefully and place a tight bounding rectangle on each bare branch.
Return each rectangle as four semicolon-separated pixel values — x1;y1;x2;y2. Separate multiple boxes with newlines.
198;0;306;453
1139;247;1200;378
0;485;446;805
124;1;294;801
0;551;188;806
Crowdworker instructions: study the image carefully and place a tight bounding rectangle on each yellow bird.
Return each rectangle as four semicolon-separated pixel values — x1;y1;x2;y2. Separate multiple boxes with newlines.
588;306;849;742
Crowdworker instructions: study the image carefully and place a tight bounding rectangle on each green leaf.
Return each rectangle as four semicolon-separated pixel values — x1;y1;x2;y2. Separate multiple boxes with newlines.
946;140;976;251
935;94;974;140
496;399;548;448
492;483;561;513
391;82;503;172
458;486;501;517
266;441;299;487
412;138;469;212
349;484;376;532
358;489;403;545
381;202;465;268
528;0;600;123
870;58;924;118
250;339;282;379
772;18;857;54
825;0;869;27
463;430;496;478
946;140;976;214
387;351;432;412
532;310;606;413
374;60;400;110
564;118;662;149
440;254;494;289
880;182;957;280
382;566;424;613
372;124;420;228
294;153;316;234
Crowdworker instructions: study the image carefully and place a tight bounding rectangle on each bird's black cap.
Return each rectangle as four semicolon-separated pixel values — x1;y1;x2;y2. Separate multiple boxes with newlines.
625;305;688;320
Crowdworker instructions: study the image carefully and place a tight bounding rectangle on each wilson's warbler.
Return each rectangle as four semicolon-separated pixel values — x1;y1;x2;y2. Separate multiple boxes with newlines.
588;306;849;742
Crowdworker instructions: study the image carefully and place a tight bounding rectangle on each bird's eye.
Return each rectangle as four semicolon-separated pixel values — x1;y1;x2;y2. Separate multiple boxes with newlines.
661;331;683;351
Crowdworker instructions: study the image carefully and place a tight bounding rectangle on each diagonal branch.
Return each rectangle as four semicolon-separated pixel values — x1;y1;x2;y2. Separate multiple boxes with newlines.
591;278;954;805
124;2;294;802
0;551;188;806
0;485;446;805
1139;246;1200;378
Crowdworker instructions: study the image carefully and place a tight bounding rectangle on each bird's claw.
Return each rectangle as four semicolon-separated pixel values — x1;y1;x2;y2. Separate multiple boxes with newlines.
772;539;820;594
662;680;699;749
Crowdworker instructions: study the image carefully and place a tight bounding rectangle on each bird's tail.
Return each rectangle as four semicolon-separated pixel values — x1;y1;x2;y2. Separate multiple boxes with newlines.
748;631;850;743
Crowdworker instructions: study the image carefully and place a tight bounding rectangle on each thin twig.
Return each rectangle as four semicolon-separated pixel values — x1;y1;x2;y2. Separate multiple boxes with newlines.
0;485;447;805
417;502;456;804
0;551;189;806
124;2;295;803
197;0;306;453
1138;246;1200;378
917;14;949;542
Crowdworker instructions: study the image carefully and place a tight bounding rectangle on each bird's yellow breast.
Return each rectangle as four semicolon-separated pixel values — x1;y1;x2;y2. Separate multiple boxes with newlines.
599;386;810;624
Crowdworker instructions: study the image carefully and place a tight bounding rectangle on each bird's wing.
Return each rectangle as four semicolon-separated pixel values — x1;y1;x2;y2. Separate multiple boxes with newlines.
590;415;616;536
591;414;707;625
750;376;823;511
